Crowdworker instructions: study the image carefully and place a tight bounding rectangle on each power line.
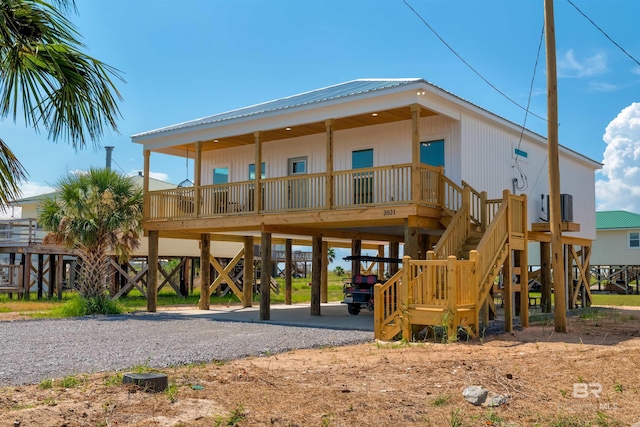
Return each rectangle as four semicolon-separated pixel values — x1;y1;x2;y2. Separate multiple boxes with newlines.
566;0;640;68
512;23;546;193
402;0;547;122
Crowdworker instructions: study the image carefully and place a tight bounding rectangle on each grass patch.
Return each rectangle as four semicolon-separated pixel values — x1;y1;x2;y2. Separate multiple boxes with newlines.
59;375;83;388
432;394;450;407
29;294;122;318
591;293;640;306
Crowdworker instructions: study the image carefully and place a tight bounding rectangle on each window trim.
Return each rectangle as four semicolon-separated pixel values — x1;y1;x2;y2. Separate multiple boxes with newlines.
629;231;640;249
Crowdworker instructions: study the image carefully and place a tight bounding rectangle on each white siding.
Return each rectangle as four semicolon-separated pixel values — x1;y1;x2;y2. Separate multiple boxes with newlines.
201;115;460;179
460;112;596;240
592;229;640;265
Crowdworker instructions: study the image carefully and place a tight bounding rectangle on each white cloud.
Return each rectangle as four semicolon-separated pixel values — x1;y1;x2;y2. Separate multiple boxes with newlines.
19;181;56;198
595;102;640;212
149;171;169;182
558;50;607;78
632;67;640;76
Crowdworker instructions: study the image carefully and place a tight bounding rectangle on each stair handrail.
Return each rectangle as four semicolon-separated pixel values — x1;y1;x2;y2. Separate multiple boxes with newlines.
433;202;470;259
461;180;487;229
474;190;510;294
440;175;464;216
374;268;403;340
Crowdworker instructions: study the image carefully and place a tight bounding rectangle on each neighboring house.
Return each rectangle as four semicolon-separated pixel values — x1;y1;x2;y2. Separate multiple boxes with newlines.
2;173;241;259
0;173;242;297
132;78;601;337
590;210;640;292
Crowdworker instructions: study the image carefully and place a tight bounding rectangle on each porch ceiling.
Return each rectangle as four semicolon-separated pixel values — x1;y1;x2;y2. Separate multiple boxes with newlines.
163;106;438;155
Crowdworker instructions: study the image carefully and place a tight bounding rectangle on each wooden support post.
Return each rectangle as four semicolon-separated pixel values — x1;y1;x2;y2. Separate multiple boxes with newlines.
9;253;15;300
503;251;513;333
198;233;210;310
179;257;188;296
48;255;55;299
582;246;592;307
147;231;159;312
37;254;43;300
519;249;529;328
285;239;292;305
325;119;334;209
545;0;566;333
377;245;385;280
143;150;150;220
311;236;322;316
260;232;272;320
56;254;63;299
404;220;419;260
480;191;488;232
446;255;458;340
389;242;400;276
69;259;76;294
23;253;31;299
401;256;411;341
254;132;262;212
321;241;328;303
243;236;254;308
565;244;573;310
411;104;421;203
194;141;202;217
540;242;552;312
351;239;361;276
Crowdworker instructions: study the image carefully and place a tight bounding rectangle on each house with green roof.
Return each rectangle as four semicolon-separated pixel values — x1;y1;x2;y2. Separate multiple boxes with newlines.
592;210;640;266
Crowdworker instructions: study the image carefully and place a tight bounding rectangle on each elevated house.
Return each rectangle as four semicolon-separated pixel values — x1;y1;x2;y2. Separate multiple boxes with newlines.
590;210;640;293
133;78;600;339
0;174;242;299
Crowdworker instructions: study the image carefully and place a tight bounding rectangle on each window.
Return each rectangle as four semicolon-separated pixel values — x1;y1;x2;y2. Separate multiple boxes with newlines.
352;149;373;169
248;162;266;180
213;167;229;185
289;157;306;175
630;232;639;249
420;139;444;167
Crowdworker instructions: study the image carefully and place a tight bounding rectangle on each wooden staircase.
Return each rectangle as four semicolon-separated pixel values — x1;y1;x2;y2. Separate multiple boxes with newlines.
374;181;528;342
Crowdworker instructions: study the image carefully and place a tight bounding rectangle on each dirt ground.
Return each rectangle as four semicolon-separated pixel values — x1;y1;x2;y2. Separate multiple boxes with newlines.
1;307;639;427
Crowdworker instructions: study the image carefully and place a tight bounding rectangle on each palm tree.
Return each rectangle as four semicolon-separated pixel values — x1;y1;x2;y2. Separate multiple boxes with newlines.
0;0;123;205
327;247;336;264
39;168;142;299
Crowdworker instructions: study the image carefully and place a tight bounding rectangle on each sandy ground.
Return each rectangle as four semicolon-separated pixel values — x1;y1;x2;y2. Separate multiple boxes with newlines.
1;307;639;426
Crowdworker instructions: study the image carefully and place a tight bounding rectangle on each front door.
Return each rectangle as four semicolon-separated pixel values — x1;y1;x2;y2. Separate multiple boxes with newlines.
288;157;307;209
352;149;373;204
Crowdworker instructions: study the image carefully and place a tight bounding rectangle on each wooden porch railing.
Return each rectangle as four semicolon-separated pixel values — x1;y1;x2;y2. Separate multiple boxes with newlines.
0;218;43;245
200;182;255;215
0;264;24;293
145;163;444;220
262;173;326;212
333;164;412;207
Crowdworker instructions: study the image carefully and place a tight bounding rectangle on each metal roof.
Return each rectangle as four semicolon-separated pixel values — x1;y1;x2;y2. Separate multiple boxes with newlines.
133;79;422;137
596;210;640;230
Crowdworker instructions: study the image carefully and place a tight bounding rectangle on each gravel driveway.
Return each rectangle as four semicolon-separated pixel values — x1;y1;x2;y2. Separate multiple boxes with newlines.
0;311;373;386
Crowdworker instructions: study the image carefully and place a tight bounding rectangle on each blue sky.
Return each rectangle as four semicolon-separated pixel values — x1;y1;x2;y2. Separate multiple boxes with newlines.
4;0;640;214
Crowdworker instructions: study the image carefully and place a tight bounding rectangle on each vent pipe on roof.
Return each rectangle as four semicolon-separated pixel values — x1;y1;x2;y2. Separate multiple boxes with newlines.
105;146;114;170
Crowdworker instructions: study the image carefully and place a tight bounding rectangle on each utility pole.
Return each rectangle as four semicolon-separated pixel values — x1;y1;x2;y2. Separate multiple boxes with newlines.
544;0;567;332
